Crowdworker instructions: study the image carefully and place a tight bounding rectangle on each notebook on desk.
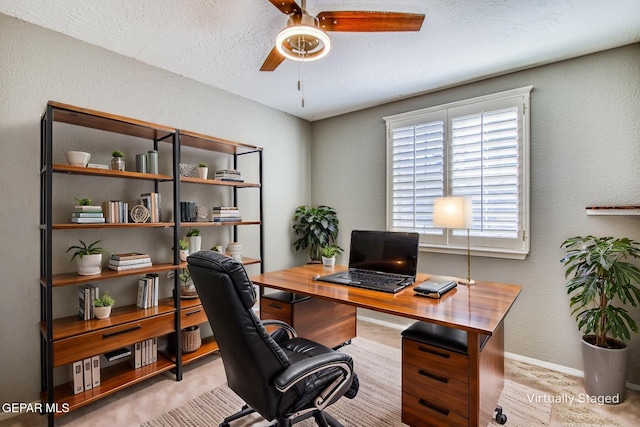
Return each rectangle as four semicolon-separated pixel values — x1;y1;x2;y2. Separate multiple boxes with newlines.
316;230;419;293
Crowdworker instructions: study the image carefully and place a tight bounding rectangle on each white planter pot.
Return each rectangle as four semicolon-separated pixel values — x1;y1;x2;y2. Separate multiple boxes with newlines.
179;249;189;262
198;167;208;179
322;256;336;267
581;335;629;403
76;254;102;276
94;306;112;319
188;236;202;253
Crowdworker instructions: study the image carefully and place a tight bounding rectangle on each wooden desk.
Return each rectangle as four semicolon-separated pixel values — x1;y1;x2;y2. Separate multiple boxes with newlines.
251;264;521;427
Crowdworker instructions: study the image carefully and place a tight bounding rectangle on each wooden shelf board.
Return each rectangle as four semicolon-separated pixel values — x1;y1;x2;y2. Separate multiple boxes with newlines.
179;221;261;228
52;164;173;181
50;222;174;229
42;353;175;414
164;336;219;365
45;263;181;287
48;101;174;141
180;176;260;187
41;298;176;341
586;206;640;216
178;129;261;155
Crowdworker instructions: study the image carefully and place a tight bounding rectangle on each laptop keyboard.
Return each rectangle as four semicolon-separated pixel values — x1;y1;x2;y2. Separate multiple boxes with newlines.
336;270;413;293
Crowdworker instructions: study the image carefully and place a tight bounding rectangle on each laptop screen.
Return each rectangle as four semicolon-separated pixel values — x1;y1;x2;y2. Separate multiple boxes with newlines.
348;230;419;277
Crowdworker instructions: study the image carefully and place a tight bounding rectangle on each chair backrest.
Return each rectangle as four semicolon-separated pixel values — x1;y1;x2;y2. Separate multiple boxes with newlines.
187;251;290;419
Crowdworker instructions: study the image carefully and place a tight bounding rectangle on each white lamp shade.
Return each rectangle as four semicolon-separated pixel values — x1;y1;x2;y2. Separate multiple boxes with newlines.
433;197;473;230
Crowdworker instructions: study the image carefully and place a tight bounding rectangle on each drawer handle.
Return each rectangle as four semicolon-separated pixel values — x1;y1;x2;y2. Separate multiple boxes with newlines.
185;309;202;316
418;369;449;384
418;398;450;416
418;345;450;359
103;325;142;338
268;303;283;309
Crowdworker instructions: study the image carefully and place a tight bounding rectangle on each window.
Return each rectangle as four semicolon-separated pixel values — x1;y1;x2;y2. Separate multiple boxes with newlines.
384;87;531;259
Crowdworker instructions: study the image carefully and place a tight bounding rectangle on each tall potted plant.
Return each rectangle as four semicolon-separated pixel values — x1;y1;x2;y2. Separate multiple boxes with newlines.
292;205;339;263
561;235;640;402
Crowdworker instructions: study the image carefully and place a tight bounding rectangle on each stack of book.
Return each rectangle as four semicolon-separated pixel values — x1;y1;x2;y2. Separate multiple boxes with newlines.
129;338;158;369
210;206;242;222
214;169;243;182
71;205;105;224
78;284;99;320
136;273;159;309
141;192;161;222
108;253;152;271
101;200;129;223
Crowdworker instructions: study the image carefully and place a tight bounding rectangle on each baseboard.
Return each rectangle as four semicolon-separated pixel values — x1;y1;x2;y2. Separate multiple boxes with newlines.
358;315;640;391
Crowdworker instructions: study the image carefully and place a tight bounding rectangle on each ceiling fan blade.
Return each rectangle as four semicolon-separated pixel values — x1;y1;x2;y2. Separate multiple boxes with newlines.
267;0;302;15
260;46;286;71
317;11;425;32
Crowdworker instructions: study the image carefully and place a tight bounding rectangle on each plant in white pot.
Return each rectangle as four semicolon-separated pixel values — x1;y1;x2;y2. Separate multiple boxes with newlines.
197;162;208;179
561;235;640;403
93;293;115;319
320;245;343;268
178;239;189;262
66;239;106;275
186;228;201;253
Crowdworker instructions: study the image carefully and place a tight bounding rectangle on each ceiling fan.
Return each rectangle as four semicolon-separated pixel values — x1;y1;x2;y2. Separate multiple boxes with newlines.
261;0;425;71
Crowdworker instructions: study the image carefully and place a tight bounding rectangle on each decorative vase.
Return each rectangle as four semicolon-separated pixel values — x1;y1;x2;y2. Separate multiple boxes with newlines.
227;242;242;261
189;236;202;253
581;335;629;403
198;166;208;179
76;254;102;276
111;156;125;171
322;256;336;267
94;306;112;319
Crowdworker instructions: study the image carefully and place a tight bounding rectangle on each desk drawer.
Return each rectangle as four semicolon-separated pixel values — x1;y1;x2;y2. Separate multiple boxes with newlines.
54;313;175;367
402;391;468;427
261;297;292;320
180;304;208;329
403;337;468;384
403;361;468;417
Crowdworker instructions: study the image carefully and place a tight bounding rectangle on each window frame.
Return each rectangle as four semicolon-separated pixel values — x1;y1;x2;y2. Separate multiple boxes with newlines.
384;86;532;260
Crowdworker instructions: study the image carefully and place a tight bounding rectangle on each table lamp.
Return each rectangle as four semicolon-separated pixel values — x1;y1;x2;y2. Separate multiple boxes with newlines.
433;196;475;286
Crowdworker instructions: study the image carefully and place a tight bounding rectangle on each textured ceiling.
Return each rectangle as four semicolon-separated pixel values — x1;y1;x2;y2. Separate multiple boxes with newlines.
2;0;640;121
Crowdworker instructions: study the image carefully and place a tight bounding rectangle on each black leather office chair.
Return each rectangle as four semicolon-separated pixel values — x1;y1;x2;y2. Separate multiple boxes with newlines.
187;251;359;427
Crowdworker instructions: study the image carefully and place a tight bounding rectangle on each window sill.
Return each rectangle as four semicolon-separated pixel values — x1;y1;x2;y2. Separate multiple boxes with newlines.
419;243;528;260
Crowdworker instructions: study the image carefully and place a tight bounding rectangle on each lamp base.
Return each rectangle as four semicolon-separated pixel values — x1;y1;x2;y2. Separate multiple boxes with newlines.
457;278;476;286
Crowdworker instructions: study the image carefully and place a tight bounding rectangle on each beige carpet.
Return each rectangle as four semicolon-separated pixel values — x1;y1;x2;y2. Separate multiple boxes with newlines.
143;337;552;427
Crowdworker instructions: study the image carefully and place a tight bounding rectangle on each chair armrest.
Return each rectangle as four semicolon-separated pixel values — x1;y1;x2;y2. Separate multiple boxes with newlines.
261;319;297;338
274;352;352;392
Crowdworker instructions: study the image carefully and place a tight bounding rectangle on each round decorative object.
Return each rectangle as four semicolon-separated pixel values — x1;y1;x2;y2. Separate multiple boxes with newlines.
130;205;150;223
196;206;209;220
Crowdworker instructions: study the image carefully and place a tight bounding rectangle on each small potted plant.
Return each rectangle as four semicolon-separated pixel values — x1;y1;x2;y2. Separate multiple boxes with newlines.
66;239;106;275
179;269;197;298
320;245;343;267
197;162;208;179
561;235;640;402
93;293;115;319
178;239;189;261
111;150;125;171
75;197;92;206
186;228;201;253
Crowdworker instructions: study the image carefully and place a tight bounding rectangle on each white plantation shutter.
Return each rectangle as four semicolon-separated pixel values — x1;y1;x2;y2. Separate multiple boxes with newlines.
385;87;531;258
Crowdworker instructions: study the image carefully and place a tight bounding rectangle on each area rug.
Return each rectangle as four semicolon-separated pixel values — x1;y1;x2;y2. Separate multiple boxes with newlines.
142;337;552;427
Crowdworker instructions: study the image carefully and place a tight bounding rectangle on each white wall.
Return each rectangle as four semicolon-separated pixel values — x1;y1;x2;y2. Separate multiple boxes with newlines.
0;13;311;404
310;44;640;384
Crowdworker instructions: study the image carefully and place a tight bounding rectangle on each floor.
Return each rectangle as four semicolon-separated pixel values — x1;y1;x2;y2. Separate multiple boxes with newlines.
1;319;638;426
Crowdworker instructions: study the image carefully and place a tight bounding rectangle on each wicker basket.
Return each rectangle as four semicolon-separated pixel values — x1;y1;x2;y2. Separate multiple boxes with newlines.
181;326;201;353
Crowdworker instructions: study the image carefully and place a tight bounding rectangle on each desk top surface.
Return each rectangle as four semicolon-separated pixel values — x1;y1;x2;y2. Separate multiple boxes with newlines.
251;264;521;336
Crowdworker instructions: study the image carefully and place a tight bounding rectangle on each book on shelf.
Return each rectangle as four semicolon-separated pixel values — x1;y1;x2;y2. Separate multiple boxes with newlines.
83;358;93;391
111;252;150;261
211;217;242;222
211;206;239;210
91;355;101;388
87;163;109;169
214;169;244;182
141;192;161;223
109;257;152;267
71;217;106;224
101;200;129;223
71;212;104;218
78;284;98;320
70;360;84;395
74;205;103;212
104;347;132;362
136;274;159;309
108;262;152;271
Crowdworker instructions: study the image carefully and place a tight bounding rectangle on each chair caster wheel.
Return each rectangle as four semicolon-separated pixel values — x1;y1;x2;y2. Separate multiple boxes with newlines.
495;405;507;424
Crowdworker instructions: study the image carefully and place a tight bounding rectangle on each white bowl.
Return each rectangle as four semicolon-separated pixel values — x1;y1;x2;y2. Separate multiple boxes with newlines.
65;151;91;167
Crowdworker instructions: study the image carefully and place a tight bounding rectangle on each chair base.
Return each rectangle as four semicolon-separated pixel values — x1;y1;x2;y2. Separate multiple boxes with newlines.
221;405;344;427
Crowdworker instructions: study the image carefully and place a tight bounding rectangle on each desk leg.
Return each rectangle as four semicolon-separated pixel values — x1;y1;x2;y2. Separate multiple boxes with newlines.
468;321;505;427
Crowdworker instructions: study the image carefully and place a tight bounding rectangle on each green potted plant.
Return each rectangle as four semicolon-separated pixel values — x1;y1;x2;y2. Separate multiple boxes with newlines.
93;293;115;319
75;197;92;206
178;239;189;261
561;235;640;402
197;162;208;179
186;228;201;253
66;239;106;276
111;150;125;171
320;245;343;267
292;205;339;263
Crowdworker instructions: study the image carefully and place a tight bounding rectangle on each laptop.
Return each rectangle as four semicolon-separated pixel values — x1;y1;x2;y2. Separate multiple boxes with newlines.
316;230;419;293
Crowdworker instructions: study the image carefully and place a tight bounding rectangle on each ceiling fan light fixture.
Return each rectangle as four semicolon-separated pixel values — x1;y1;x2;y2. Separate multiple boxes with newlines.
275;15;331;62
